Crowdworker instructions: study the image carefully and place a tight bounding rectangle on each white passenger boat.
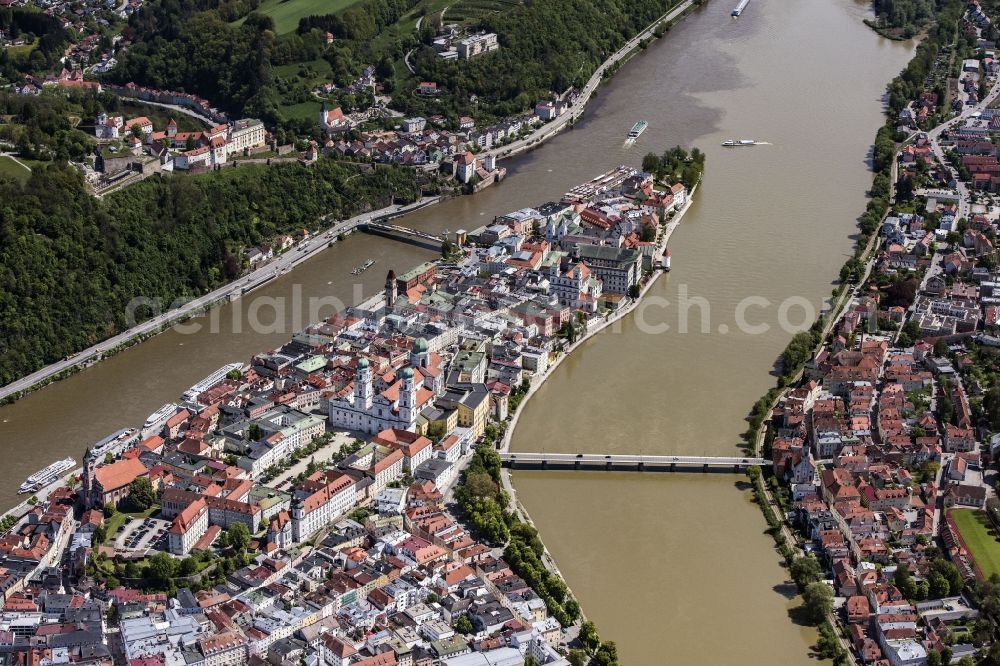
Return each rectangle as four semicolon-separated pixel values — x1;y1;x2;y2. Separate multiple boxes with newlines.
19;457;75;494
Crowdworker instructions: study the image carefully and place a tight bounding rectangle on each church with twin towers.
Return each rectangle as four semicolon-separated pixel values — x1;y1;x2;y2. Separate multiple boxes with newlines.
326;270;441;434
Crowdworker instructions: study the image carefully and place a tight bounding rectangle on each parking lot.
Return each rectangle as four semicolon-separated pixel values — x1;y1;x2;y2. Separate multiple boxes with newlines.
115;516;171;553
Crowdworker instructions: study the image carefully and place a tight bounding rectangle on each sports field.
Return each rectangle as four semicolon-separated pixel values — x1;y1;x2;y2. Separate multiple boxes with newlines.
950;508;1000;578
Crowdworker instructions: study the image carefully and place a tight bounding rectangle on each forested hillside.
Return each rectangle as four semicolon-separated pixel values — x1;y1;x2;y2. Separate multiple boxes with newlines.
407;0;685;118
111;2;275;119
0;159;422;385
108;0;686;125
0;8;72;78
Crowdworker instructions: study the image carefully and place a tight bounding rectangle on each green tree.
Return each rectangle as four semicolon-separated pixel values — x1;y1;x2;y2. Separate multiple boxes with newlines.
178;557;198;576
145;552;176;589
933;559;964;597
984;386;1000;429
578;620;600;653
453;614;474;634
802;582;834;624
929;571;950;598
790;556;823;588
894;565;918;600
127;477;156;511
590;641;620;666
226;523;251;552
464;471;499;500
781;331;816;379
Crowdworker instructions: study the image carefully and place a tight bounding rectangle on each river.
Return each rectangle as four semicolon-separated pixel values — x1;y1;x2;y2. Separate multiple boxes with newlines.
0;0;911;661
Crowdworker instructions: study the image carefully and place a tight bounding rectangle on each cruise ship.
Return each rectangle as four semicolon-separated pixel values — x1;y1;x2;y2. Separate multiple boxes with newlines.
181;363;243;403
142;403;179;437
627;120;648;141
19;457;76;494
88;428;140;462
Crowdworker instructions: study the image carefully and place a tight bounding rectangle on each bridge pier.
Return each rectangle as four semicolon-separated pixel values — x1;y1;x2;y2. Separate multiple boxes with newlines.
574;460;580;470
606;460;612;471
637;461;644;472
703;463;708;473
541;459;547;470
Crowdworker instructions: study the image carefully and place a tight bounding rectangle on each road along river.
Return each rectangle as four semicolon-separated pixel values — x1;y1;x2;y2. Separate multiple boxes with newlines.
0;0;913;661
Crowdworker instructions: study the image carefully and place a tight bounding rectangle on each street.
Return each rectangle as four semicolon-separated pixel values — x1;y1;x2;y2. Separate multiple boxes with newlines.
925;75;1000;226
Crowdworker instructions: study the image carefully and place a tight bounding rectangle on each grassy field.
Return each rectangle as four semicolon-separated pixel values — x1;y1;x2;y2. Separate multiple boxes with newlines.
0;155;32;185
444;0;520;24
235;0;364;34
273;59;334;90
279;99;323;122
3;39;38;60
950;508;1000;578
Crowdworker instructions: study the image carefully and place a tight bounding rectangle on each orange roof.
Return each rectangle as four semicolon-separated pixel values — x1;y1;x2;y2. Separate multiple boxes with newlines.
302;473;354;514
170;498;207;535
140;435;164;452
93;458;147;493
372;449;404;475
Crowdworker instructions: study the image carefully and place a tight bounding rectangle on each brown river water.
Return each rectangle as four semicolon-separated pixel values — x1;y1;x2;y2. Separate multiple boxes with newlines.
0;0;913;661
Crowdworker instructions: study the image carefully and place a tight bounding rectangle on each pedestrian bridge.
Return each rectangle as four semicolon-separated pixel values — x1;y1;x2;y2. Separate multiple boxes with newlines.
499;452;770;473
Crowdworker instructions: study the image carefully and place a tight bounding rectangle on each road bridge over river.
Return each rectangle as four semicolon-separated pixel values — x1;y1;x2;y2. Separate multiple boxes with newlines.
500;452;770;473
359;222;444;252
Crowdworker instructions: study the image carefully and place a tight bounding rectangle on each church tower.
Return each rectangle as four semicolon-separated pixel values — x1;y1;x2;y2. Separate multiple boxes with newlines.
410;337;430;368
354;357;373;409
384;270;398;308
399;367;417;425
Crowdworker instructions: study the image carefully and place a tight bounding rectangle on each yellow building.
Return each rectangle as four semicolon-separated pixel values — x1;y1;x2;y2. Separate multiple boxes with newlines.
439;384;490;440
